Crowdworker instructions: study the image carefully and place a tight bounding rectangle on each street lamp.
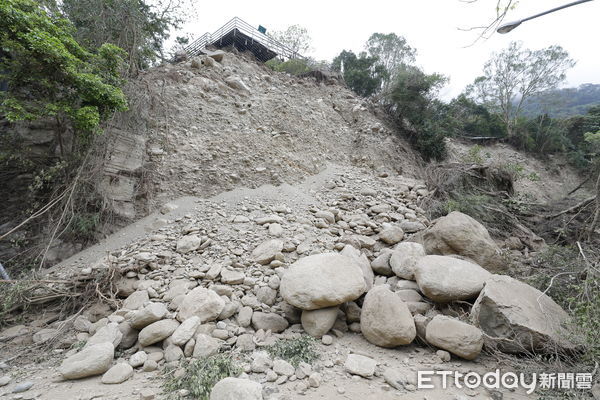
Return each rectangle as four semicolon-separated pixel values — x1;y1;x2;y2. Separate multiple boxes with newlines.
497;0;594;34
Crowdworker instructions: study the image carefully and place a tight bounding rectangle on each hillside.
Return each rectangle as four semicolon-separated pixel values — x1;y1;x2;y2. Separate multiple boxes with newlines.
519;83;600;117
98;51;422;221
0;51;597;400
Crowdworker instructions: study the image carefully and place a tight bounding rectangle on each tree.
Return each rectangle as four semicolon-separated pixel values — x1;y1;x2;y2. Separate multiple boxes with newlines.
0;0;127;143
468;41;575;137
61;0;190;73
270;25;312;55
332;50;388;97
365;33;415;87
387;65;448;160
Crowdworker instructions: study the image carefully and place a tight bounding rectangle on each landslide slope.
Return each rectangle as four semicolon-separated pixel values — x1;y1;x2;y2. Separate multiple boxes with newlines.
100;51;422;220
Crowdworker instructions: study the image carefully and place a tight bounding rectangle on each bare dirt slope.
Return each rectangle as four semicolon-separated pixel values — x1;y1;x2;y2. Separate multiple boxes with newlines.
100;51;422;220
446;138;591;202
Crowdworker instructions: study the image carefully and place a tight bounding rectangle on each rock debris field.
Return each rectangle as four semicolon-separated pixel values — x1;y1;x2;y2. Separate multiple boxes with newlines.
0;163;577;400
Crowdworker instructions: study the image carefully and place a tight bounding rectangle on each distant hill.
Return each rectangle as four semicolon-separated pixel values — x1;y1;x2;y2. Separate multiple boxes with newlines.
519;83;600;118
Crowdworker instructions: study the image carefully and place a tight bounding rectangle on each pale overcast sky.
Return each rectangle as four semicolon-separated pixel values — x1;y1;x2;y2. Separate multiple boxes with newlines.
177;0;599;100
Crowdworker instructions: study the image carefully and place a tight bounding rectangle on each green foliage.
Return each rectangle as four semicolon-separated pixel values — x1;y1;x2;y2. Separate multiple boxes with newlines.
443;94;506;138
0;0;127;135
269;24;311;55
0;280;32;326
365;32;415;88
163;355;241;400
520;83;600;118
265;336;318;367
462;145;489;165
386;64;448;160
467;41;575;137
266;58;311;75
527;246;600;365
332;50;388;97
61;0;185;72
442;193;493;219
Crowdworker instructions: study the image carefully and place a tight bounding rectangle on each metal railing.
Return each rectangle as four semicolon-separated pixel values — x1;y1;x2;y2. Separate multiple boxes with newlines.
183;17;305;61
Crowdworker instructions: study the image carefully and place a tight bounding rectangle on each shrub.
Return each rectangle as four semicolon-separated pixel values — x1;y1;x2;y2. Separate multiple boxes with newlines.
265;336;318;367
266;58;311;75
163;355;241;400
526;245;600;365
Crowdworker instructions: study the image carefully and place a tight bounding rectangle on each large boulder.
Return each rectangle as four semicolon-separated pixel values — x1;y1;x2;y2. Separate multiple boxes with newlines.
177;287;225;322
360;286;416;347
280;253;366;310
301;307;338;338
415;255;492;303
340;245;374;291
59;342;114;379
210;377;263;400
421;211;505;272
389;242;426;280
138;319;180;347
471;275;575;354
425;315;483;360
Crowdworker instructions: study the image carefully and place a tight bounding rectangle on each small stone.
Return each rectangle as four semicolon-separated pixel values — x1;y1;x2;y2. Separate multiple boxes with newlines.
129;351;148;368
139;389;157;400
344;354;376;378
142;360;158;372
12;381;33;393
273;359;295;376
436;349;452;362
321;335;333;345
0;376;11;386
101;363;133;384
308;372;321;388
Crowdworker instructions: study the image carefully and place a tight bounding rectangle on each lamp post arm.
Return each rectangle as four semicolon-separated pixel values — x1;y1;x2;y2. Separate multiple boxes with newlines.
521;0;594;23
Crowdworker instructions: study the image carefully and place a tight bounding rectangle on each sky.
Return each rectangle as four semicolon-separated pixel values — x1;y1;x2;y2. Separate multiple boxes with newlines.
176;0;600;100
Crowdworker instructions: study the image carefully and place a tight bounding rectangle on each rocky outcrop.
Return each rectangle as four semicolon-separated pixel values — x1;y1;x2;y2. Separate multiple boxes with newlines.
471;275;575;354
421;211;505;272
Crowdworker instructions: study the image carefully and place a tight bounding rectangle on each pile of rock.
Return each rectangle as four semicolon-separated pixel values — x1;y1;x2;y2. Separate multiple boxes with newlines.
5;167;571;397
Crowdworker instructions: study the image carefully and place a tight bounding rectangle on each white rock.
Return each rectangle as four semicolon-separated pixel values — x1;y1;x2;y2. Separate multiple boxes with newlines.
389;242;426;280
59;342;114;379
426;315;483;360
273;359;295;376
280;253;366;310
129;302;168;329
251;239;283;265
344;354;376;378
101;363;133;384
301;307;338;338
176;234;202;254
129;351;148;368
171;316;201;346
471;274;575;354
193;334;222;358
138;319;180;347
415;255;491;303
210;377;263;400
177;287;225;322
360;286;416;347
